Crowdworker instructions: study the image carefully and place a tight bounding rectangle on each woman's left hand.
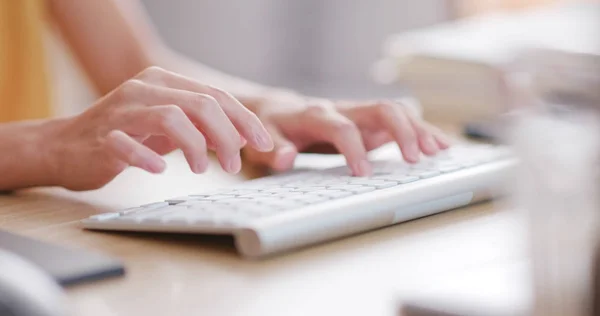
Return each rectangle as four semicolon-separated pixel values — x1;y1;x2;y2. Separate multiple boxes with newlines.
243;94;451;176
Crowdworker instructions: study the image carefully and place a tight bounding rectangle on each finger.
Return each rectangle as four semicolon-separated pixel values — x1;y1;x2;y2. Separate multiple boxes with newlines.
124;82;242;173
405;111;441;156
429;125;452;150
143;136;177;155
136;67;273;151
122;105;210;174
377;104;422;162
339;101;420;163
303;107;371;176
244;124;298;171
104;130;166;173
362;131;393;151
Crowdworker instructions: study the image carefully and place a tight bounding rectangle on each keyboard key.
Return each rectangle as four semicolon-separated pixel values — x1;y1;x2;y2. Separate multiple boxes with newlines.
275;192;306;199
228;189;261;195
261;188;294;194
372;182;398;189
326;185;365;191
291;187;327;192
348;186;376;194
311;190;353;199
89;212;120;221
239;193;274;198
411;170;442;179
141;202;170;208
204;194;238;201
179;200;216;208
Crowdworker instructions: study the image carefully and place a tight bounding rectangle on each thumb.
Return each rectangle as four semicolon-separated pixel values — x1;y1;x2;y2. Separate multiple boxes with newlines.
244;124;298;171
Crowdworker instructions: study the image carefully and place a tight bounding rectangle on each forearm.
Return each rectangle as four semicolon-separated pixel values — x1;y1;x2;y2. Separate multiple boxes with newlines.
0;120;59;190
154;49;302;111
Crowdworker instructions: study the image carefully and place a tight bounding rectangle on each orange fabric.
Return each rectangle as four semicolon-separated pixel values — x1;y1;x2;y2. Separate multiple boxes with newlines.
0;0;52;123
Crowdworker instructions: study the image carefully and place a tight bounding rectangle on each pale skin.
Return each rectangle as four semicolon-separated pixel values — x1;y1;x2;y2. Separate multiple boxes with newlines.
0;0;450;191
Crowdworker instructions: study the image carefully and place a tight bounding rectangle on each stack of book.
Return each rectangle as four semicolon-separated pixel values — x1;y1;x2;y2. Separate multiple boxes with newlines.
373;2;599;123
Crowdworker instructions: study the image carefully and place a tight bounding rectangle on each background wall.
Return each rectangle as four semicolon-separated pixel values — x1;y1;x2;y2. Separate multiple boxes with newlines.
142;0;449;98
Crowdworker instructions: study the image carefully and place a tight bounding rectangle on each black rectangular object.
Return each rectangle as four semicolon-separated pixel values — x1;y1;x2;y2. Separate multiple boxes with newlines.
0;230;125;286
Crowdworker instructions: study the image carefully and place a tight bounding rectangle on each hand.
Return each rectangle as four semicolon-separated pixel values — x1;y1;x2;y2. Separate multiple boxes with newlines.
46;67;273;190
243;94;451;176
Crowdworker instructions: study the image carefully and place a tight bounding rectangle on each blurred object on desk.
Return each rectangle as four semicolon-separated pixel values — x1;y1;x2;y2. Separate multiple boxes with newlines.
373;1;599;124
510;38;600;315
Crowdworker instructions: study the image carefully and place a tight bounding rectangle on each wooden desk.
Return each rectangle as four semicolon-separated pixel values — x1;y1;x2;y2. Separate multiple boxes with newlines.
0;144;531;316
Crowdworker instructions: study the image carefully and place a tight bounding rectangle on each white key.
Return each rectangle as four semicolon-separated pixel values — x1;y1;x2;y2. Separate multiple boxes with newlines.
348;186;376;194
277;192;306;199
204;194;237;201
261;188;294;194
347;179;394;186
89;212;120;221
385;175;419;184
411;170;441;178
140;202;170;208
179;200;215;208
372;182;397;190
311;190;352;199
119;207;145;215
165;196;207;204
326;185;365;191
228;189;261;195
291;187;327;192
239;193;274;198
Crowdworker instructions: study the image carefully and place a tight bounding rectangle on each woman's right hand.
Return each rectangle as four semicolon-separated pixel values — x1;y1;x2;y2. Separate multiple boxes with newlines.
46;66;273;191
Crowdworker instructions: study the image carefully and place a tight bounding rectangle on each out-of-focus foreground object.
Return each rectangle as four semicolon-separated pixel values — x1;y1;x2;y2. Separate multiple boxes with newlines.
0;230;125;286
0;249;67;316
373;1;599;124
510;46;600;316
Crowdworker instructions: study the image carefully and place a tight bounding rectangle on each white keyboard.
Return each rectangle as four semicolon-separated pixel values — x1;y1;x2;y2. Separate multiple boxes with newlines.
82;144;516;258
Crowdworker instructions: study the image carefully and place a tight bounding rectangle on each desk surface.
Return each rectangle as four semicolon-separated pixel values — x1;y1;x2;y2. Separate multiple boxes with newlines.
0;134;531;316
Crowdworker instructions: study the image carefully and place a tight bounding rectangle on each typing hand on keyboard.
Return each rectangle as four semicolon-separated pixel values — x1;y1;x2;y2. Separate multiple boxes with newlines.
241;96;450;176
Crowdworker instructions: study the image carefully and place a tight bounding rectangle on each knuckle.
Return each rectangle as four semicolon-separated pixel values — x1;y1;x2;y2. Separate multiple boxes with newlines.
155;105;185;129
194;94;219;109
119;79;145;97
331;119;358;135
141;66;166;77
206;85;230;100
411;121;429;136
305;104;328;116
138;66;168;84
374;101;395;113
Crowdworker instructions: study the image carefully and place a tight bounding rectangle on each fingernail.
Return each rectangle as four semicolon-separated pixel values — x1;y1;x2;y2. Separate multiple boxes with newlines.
437;134;452;148
193;160;207;174
227;152;242;174
148;159;166;174
354;160;372;176
274;146;297;170
254;131;274;152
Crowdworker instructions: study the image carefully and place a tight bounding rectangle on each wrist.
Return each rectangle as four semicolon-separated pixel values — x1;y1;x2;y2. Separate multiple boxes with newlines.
0;118;68;190
37;118;71;187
